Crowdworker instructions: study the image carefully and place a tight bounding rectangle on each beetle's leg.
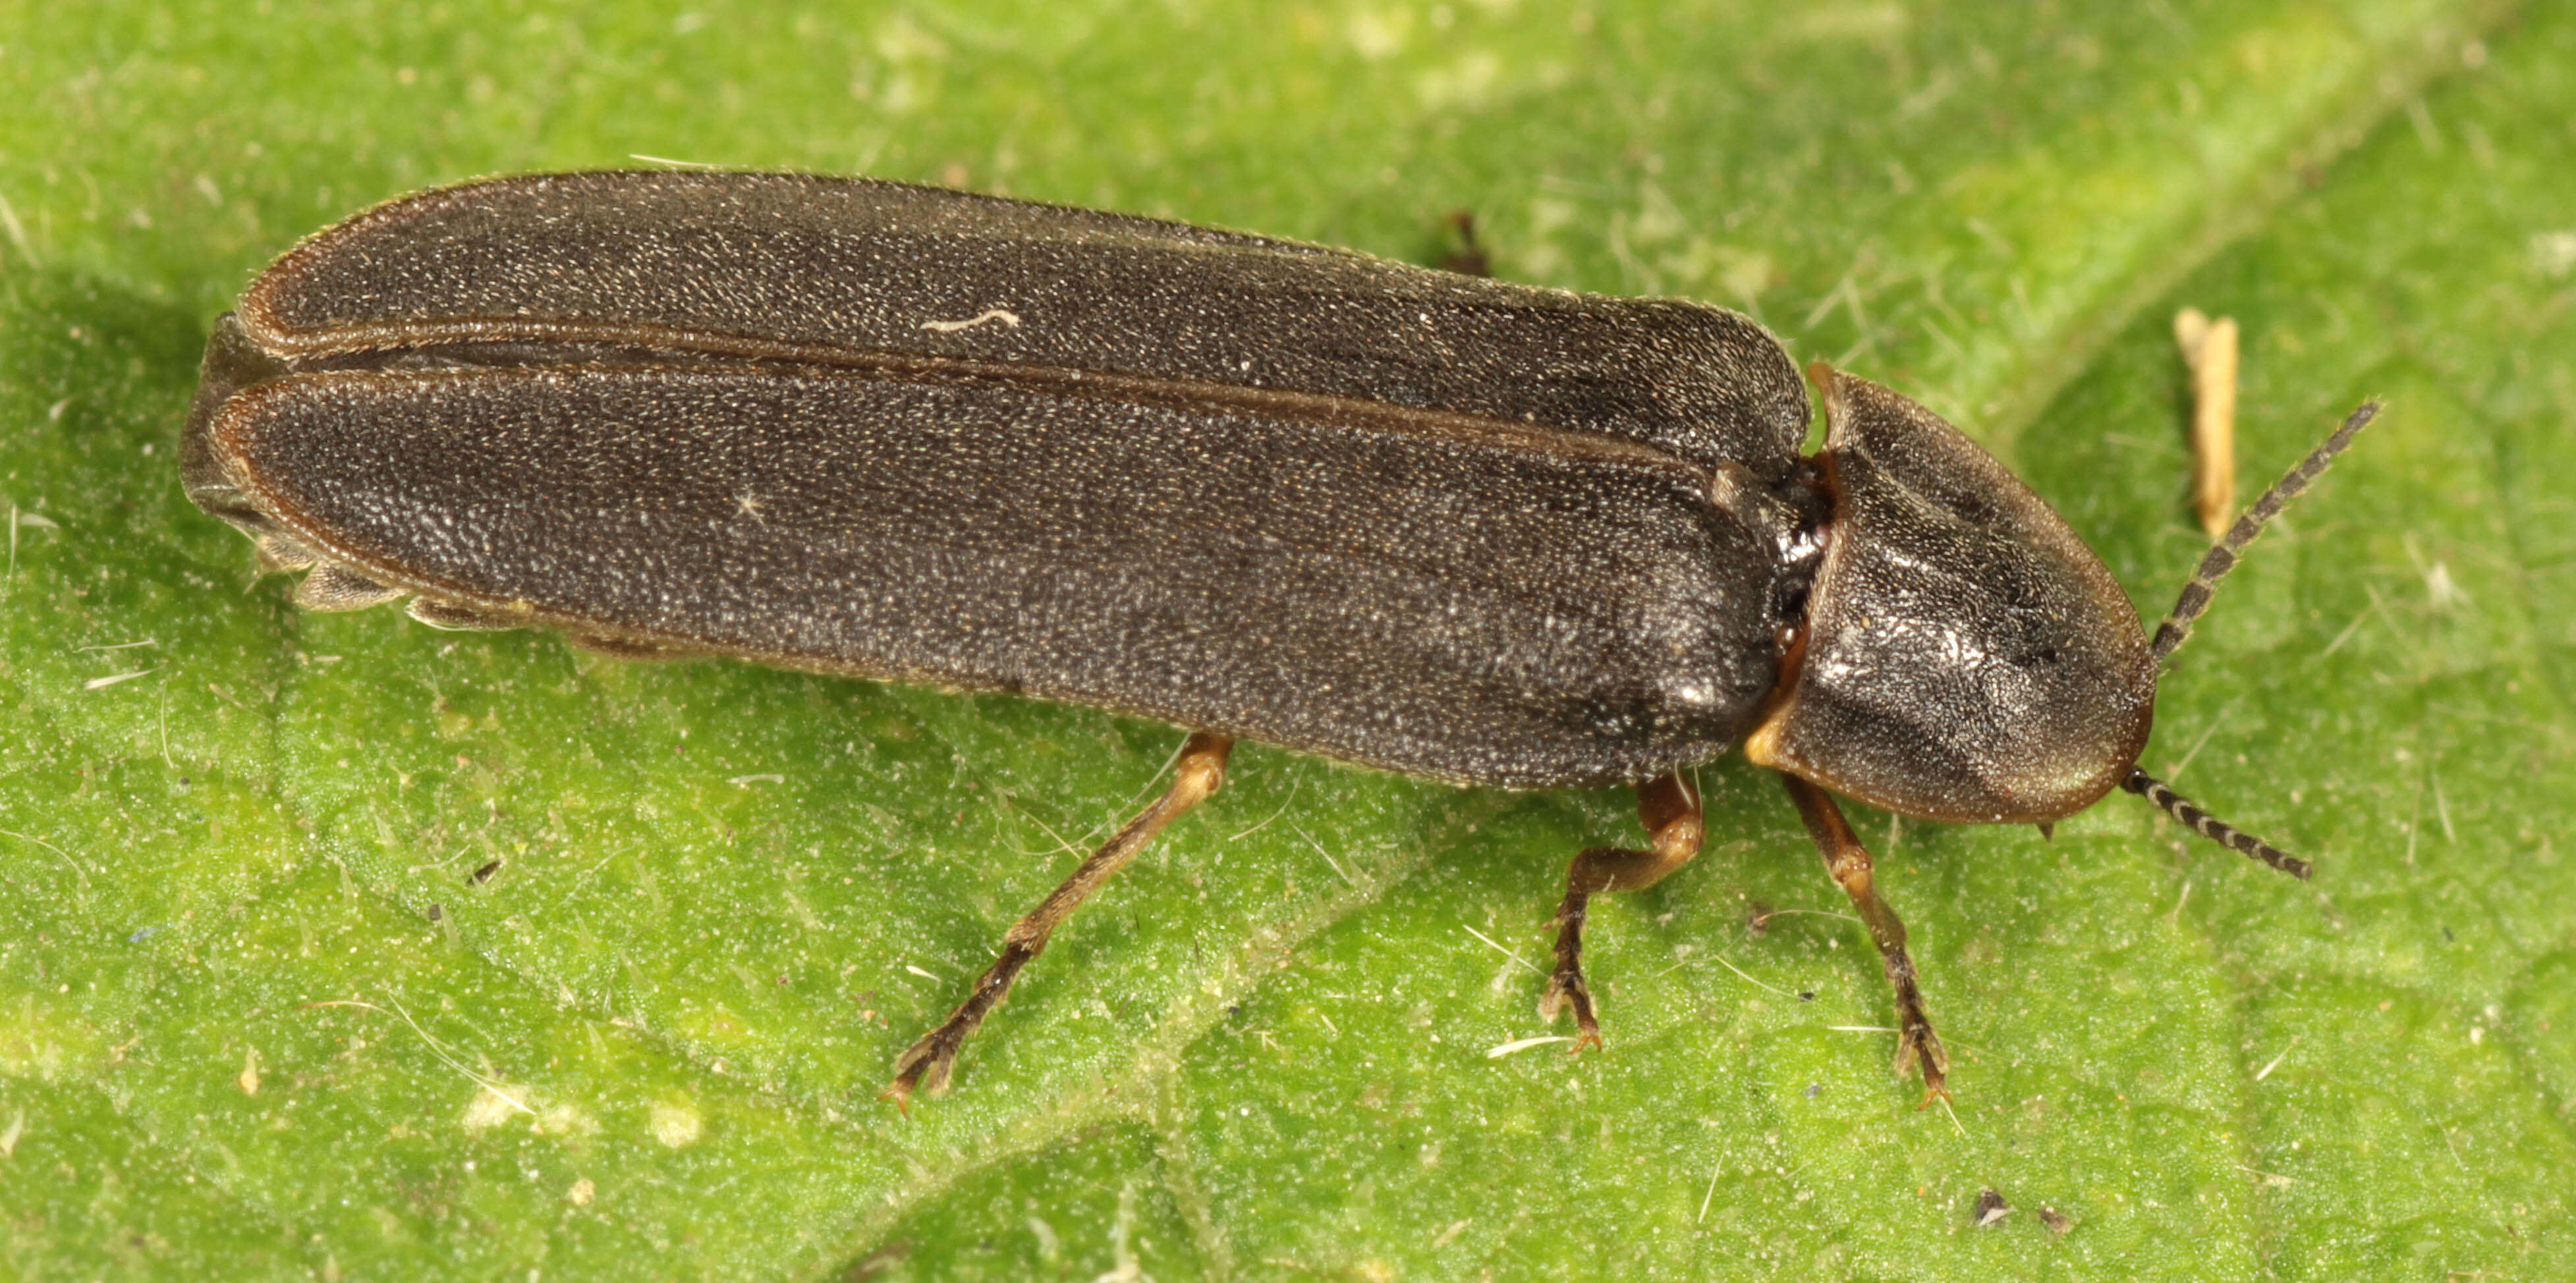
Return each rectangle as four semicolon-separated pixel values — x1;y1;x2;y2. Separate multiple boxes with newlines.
885;730;1234;1111
1778;773;1949;1105
1436;209;1491;277
1541;771;1702;1052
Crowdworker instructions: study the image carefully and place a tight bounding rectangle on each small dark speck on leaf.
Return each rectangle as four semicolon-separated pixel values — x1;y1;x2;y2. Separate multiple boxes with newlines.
1805;1083;1822;1098
426;903;443;922
1973;1189;2011;1228
470;859;502;884
1799;991;1816;1002
2038;1206;2074;1235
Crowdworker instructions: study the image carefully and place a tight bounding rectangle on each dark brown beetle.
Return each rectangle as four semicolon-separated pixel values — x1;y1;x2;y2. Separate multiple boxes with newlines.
180;171;2372;1107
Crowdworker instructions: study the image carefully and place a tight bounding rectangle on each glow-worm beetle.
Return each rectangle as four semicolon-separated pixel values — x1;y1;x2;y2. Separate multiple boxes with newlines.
179;171;2374;1107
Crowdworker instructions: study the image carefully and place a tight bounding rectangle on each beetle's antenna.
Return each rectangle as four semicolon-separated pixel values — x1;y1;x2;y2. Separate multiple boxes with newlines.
2132;401;2376;878
2150;401;2380;662
2121;770;2310;879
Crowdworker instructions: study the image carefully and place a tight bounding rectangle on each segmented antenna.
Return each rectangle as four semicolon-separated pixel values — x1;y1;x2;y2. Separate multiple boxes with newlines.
2122;770;2310;879
2135;400;2378;877
2151;401;2380;662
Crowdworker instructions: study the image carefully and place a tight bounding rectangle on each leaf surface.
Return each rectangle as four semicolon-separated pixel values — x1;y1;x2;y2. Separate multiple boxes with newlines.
2;1;2569;1278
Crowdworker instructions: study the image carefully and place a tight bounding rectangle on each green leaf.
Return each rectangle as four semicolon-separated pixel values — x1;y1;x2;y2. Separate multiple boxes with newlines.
4;1;2569;1278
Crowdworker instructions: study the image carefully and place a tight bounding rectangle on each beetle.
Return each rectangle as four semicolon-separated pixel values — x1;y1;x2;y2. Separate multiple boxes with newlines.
179;170;2373;1108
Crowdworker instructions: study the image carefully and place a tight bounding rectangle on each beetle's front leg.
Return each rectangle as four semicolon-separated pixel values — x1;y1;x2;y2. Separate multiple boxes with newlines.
1777;772;1949;1105
1541;771;1702;1050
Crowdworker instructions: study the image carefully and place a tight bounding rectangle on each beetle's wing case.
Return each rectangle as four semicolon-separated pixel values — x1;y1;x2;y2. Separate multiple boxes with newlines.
1746;368;2156;823
202;361;1783;789
225;171;1810;482
181;171;1826;789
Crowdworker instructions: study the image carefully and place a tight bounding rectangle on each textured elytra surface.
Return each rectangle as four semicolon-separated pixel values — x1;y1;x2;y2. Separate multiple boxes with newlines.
211;359;1782;787
3;2;2571;1282
244;170;1816;482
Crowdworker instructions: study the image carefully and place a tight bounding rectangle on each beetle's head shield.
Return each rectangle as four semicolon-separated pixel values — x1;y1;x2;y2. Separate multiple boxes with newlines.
1747;366;2156;824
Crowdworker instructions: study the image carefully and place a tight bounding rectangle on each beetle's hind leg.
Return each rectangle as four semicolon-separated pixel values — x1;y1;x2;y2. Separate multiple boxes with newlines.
1542;772;1702;1051
885;730;1234;1111
1777;773;1949;1105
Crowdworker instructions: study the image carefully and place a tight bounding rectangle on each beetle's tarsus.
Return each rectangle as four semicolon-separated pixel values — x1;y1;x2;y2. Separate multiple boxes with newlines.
1882;928;1949;1098
1541;774;1702;1058
1544;868;1610;1050
882;731;1232;1108
884;951;1022;1110
1891;963;1949;1100
1540;966;1604;1052
880;1066;927;1118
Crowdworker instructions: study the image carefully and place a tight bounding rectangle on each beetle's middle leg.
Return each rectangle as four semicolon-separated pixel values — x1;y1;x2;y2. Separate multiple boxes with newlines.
1778;772;1949;1105
1541;771;1702;1050
886;729;1234;1110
